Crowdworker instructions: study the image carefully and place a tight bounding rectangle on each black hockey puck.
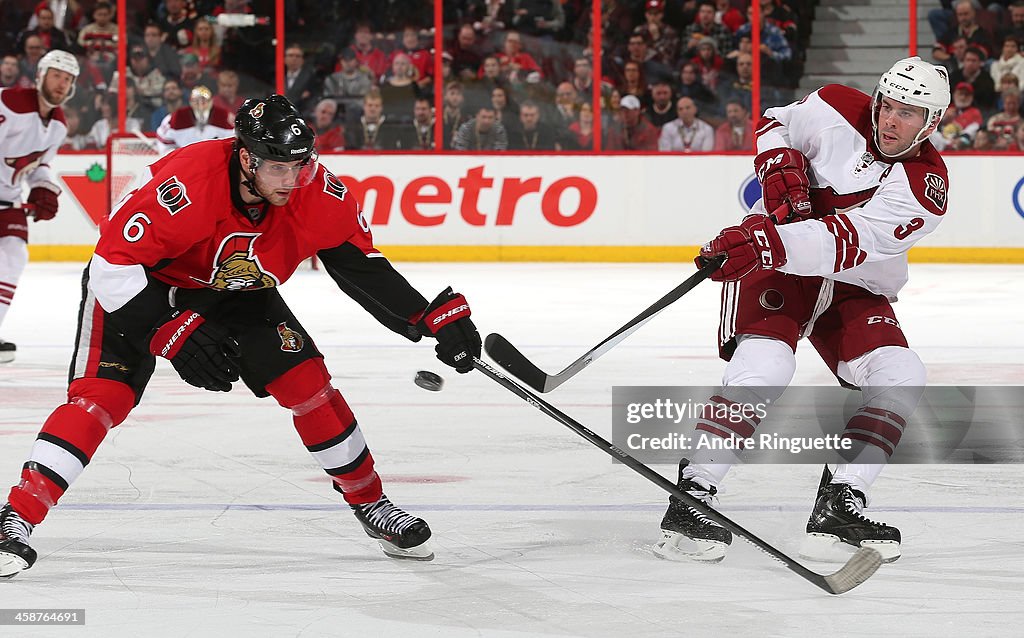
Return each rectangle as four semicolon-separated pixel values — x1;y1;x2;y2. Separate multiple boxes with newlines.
414;370;444;392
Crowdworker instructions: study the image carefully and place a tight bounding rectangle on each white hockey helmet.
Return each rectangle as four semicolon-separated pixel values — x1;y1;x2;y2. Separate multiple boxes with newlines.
872;56;950;157
36;49;80;104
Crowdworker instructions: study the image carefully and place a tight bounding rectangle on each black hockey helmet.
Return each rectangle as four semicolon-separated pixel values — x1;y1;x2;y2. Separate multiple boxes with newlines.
235;94;315;163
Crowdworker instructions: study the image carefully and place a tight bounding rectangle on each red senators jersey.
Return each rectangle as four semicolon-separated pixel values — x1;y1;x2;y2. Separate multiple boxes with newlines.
0;87;66;205
755;84;949;300
90;138;377;313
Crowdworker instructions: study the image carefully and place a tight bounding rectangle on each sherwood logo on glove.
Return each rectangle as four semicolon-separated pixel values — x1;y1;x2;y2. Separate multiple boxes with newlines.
431;303;470;326
159;312;200;357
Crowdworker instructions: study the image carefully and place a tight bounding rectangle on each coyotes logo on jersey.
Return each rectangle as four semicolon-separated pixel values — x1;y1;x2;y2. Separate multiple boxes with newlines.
191;232;280;290
276;322;304;352
5;150;45;185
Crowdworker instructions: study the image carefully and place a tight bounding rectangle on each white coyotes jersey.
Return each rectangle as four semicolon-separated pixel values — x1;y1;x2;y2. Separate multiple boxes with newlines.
0;87;67;205
755;84;949;300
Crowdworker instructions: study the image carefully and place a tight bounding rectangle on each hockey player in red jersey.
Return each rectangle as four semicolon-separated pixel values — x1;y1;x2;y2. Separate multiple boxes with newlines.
0;95;481;576
0;50;78;363
654;58;951;564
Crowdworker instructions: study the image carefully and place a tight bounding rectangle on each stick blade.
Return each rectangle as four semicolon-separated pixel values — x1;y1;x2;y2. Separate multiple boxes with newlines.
822;547;883;594
484;333;551;392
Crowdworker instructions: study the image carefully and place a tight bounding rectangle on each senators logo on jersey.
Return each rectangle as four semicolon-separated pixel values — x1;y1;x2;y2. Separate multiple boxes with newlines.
5;150;45;185
156;176;192;215
192;232;281;290
276;322;304;352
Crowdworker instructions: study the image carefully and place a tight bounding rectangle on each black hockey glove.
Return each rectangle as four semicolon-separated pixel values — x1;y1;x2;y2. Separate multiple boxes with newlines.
415;287;481;374
149;310;241;392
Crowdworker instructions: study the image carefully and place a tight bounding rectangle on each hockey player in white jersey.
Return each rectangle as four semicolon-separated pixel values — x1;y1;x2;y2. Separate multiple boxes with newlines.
0;50;78;363
654;57;951;564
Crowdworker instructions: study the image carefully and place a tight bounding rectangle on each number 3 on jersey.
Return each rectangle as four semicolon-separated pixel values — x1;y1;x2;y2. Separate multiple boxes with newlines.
894;217;924;240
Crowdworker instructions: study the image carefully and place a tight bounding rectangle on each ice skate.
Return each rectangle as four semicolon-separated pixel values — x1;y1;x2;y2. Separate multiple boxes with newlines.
351;494;433;561
0;339;15;364
800;481;901;564
0;503;37;578
653;460;732;563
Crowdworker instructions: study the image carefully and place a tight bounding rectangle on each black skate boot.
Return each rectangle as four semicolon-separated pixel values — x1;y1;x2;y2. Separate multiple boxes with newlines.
800;469;901;563
351;494;433;561
0;503;37;578
0;339;15;364
652;459;733;563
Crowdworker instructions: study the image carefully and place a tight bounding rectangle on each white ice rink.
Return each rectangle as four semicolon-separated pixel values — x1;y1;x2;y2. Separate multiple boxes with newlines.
1;262;1022;637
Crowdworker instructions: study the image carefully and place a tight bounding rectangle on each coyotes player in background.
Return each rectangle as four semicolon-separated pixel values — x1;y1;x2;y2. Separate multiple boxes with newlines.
654;57;951;564
0;50;78;363
0;95;481;576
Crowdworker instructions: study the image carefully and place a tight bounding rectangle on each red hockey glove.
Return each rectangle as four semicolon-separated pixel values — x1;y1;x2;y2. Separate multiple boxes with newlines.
149;310;241;392
754;147;812;223
414;287;481;374
27;186;60;221
697;215;787;282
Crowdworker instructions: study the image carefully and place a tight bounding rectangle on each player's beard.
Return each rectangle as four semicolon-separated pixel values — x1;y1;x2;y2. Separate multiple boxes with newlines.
40;84;67;107
253;174;295;207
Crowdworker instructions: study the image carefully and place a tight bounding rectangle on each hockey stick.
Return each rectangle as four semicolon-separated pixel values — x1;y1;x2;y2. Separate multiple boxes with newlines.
473;356;883;595
484;256;724;393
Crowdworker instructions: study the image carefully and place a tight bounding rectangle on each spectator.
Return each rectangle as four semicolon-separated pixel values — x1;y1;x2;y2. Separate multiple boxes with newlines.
398;96;435;150
718;52;754;113
971;127;994;150
1;55;30;89
987;88;1021;147
995;71;1022;109
497;31;543;84
156;85;234;152
623;31;673;85
759;0;799;44
951;46;997;111
213;70;244;124
348;23;389;80
990;36;1024;88
311;98;346;151
467;55;505;111
379;52;421;122
443;81;468;148
565;101;595;150
473;0;514;36
150;77;184;131
998;2;1024;46
684;1;735;59
182;18;221;72
17;6;73;54
571;56;594;97
179;52;218;92
932;82;984;150
61;107;90;150
552;82;579;128
323;48;374;112
508;0;564;38
676;62;718;114
691;38;724;91
645;80;677;128
161;0;196;49
713;99;752;150
124;81;153;133
735;4;793;87
715;0;746;33
142;22;182;80
449;23;483;82
619;61;648;99
491;85;521;137
393;25;433;89
77;2;118;65
1015;118;1024;149
346;89;402;150
659;96;715;152
453;105;508;150
934;1;995;63
284;43;317;115
509;100;559;149
126;45;167;112
19;36;47;83
637;0;681;66
84;92;117;150
606;94;659;150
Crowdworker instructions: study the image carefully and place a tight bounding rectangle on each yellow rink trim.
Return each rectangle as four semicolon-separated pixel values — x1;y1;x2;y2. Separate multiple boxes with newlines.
28;244;1024;263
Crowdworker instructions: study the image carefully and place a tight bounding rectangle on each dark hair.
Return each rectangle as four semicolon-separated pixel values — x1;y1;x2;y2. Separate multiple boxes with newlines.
964;45;987;60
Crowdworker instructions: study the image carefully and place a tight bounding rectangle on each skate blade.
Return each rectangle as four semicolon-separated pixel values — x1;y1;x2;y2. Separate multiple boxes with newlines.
378;539;434;561
0;352;14;364
652;530;728;563
0;553;30;578
800;533;901;564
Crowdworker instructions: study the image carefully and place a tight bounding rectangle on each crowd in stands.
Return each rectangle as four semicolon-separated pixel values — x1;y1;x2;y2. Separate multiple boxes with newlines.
3;0;1022;154
928;0;1024;151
